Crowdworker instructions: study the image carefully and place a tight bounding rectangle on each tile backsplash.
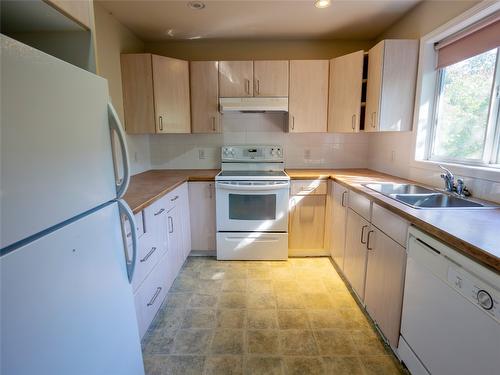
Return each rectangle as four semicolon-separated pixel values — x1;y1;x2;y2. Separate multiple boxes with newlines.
150;113;369;169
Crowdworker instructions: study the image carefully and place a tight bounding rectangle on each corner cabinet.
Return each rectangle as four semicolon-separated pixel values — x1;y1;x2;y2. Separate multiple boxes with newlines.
121;53;191;134
190;61;220;133
364;39;419;132
288;60;329;132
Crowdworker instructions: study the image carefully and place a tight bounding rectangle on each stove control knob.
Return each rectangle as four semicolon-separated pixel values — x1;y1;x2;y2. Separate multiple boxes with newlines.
270;148;277;157
477;289;493;310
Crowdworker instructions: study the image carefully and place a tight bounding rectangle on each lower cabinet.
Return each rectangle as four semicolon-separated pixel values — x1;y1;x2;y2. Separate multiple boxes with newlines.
131;182;191;338
343;208;370;300
189;182;216;253
288;180;328;256
330;181;349;269
364;227;407;348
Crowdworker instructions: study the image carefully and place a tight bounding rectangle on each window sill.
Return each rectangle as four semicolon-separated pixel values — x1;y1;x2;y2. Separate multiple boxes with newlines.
411;159;500;183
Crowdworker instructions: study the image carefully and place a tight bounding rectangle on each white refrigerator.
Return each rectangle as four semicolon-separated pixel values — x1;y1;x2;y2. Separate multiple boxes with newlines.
0;35;144;375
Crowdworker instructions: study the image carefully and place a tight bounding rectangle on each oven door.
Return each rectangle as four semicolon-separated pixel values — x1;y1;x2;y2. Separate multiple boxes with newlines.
216;181;289;232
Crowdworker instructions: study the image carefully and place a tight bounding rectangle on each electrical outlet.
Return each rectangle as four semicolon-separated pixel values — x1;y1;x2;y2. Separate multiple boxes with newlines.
198;149;206;159
304;149;311;159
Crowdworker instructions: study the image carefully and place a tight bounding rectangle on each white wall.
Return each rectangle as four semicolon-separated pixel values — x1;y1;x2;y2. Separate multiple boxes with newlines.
93;3;151;175
150;113;369;169
367;0;500;203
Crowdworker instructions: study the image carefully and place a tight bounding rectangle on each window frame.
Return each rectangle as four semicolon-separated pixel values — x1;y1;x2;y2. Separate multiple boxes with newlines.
426;48;500;168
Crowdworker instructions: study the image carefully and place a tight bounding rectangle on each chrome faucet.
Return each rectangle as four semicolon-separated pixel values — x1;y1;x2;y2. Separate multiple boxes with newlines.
439;165;471;196
439;165;455;192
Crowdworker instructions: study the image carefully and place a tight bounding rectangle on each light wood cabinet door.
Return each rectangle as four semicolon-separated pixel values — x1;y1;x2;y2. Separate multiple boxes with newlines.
364;227;406;348
288;194;326;255
343;208;369;300
188;182;216;252
253;60;289;97
190;61;220;133
289;60;329;133
219;61;253;97
120;54;156;134
365;40;418;132
330;182;349;269
45;0;91;29
328;51;364;133
364;41;384;132
152;55;191;133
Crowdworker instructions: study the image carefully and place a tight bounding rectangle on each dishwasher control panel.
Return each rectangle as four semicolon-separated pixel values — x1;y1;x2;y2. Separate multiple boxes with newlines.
447;266;500;322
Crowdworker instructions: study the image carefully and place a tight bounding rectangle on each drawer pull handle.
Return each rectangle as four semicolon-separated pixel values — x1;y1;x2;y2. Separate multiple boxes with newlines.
140;247;157;263
147;287;162;306
170;195;179;202
360;225;368;244
154;208;165;216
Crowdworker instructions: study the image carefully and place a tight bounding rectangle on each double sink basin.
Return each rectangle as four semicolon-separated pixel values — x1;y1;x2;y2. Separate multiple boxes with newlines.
363;183;498;209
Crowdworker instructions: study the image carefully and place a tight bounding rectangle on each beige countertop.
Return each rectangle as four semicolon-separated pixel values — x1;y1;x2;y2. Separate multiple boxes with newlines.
124;168;500;273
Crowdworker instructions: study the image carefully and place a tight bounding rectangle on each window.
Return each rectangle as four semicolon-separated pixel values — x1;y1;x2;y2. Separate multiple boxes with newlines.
427;16;500;167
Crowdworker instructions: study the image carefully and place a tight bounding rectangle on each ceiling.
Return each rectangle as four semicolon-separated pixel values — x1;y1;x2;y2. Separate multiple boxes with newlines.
97;0;421;41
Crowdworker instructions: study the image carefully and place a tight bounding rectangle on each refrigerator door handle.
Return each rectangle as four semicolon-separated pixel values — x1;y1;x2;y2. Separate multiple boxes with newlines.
108;102;130;199
117;199;137;283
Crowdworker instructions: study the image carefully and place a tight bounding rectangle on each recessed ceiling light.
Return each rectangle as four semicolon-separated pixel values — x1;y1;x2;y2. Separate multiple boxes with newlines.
315;0;331;9
188;1;205;10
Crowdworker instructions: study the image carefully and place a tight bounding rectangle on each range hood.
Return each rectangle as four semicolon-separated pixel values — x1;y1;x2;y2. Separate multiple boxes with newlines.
219;97;288;113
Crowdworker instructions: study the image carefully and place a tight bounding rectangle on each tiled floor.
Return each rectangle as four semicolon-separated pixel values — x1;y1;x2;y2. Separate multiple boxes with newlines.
142;257;406;375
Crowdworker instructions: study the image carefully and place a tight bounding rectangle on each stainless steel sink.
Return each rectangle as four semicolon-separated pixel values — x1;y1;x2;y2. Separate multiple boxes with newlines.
364;183;435;195
363;183;497;209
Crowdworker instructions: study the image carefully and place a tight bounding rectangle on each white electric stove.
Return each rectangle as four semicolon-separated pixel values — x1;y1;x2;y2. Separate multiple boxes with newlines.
215;145;289;260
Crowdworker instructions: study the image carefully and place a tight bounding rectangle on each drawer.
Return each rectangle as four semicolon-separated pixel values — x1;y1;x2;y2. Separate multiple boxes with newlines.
371;203;409;247
131;232;167;292
348;189;371;221
166;185;183;206
125;211;145;246
291;180;327;195
134;253;169;338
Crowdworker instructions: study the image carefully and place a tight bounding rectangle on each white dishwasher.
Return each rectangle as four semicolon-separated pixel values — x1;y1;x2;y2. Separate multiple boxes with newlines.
398;227;500;375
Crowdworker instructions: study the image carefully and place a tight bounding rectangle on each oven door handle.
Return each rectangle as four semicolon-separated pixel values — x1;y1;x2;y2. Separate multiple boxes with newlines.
216;181;289;191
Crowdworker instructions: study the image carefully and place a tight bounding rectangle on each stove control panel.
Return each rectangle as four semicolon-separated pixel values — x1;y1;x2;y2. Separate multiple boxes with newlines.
222;145;284;162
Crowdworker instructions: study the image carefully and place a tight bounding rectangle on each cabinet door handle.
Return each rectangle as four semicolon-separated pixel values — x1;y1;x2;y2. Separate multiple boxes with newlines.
147;287;162;306
371;112;376;128
360;225;368;244
209;183;213;199
256;79;260;95
212;116;216;131
341;191;347;207
159;116;163;131
351;114;356;130
245;79;250;94
154;208;165;216
140;247;157;263
170;195;179;202
168;216;174;233
291;115;295;130
367;230;374;250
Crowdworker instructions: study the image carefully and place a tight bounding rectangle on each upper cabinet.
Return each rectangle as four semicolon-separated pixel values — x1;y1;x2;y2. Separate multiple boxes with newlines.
253;60;289;97
364;39;419;132
219;60;289;97
121;53;191;134
219;61;254;97
45;0;92;30
288;60;329;133
328;51;365;133
190;61;220;133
